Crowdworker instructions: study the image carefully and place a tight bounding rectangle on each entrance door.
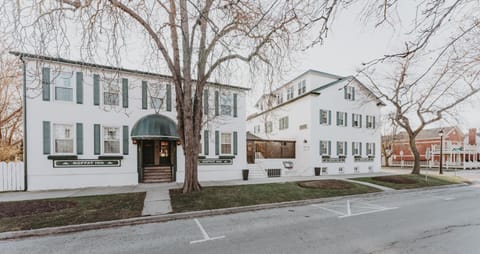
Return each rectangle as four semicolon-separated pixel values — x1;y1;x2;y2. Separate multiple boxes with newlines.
140;140;175;183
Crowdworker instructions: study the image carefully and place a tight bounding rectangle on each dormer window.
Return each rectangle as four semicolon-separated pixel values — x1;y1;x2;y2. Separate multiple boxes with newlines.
287;87;294;100
344;86;355;101
298;80;306;95
277;93;284;104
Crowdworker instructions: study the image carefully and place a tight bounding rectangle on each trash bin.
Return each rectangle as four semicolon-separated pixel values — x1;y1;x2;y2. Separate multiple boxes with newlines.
242;169;249;181
314;167;321;176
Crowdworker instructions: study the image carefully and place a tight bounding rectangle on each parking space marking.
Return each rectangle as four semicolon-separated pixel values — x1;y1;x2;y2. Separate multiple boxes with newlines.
190;219;225;244
311;200;398;219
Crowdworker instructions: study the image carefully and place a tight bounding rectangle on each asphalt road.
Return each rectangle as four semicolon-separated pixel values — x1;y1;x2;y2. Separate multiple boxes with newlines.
2;185;480;254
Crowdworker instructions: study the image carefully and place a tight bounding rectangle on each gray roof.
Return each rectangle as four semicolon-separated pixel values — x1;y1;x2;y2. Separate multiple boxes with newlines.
131;114;179;140
388;126;462;141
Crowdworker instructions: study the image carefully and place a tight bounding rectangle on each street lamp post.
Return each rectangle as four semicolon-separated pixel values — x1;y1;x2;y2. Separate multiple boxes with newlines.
439;129;444;175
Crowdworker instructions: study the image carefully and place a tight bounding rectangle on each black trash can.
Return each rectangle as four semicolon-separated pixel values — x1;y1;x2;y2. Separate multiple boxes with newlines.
242;169;249;181
314;167;321;176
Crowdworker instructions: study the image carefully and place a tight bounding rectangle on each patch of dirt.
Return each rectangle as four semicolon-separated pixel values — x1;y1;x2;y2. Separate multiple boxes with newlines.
372;176;418;184
0;200;78;218
298;180;354;189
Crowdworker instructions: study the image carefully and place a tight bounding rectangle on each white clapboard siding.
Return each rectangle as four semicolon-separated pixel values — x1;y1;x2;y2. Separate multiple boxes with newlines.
0;161;24;192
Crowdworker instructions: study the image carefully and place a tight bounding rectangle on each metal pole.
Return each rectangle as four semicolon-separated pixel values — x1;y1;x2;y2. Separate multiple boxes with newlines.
440;135;444;174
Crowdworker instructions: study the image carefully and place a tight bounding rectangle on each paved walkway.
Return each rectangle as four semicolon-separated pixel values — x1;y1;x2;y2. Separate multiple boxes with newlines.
0;170;401;216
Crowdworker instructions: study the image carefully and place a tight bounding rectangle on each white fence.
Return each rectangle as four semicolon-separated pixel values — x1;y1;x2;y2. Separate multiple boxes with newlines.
0;161;24;192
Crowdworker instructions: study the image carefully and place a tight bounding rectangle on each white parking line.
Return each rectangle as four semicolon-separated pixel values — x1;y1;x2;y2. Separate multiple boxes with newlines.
190;219;225;244
311;200;398;219
338;207;398;218
310;204;346;216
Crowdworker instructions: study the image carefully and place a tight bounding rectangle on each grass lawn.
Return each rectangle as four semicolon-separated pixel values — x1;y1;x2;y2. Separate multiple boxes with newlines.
0;192;146;233
353;174;465;190
170;180;380;213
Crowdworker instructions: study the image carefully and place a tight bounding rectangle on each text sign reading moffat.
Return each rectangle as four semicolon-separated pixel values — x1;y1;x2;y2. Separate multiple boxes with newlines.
53;160;121;168
198;158;232;165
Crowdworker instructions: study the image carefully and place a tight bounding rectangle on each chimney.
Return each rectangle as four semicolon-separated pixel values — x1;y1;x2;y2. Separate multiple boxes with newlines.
469;128;477;145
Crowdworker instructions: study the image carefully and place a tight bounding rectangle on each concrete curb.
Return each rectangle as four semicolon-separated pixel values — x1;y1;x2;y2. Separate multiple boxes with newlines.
0;183;469;241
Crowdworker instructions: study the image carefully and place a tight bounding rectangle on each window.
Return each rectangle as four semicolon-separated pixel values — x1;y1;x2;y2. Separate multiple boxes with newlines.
299;124;308;130
103;78;120;106
254;125;261;134
336;112;348;127
319;109;331;125
352;113;362;128
265;121;273;133
320;140;330;155
366;142;375;156
221;133;232;155
352;142;361;156
337;141;346;156
277;93;284;104
54;72;73;102
220;93;233;116
149;83;165;110
103;127;120;154
279;116;289;130
345;86;355;101
297;80;306;95
287;87;294;100
339;167;344;174
354;167;359;173
53;124;74;154
366;115;376;129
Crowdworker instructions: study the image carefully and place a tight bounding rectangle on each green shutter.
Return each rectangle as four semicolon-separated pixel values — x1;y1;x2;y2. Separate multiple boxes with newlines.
203;90;209;114
233;131;238;155
343;86;347;99
166;84;172;111
359;115;363;128
204;130;209;155
352;142;355;156
76;123;83;155
344;112;348;126
373;116;376;128
43;121;51;154
359;142;363;156
344;141;348;156
336;142;339;156
94;124;100;155
215;130;219;155
352;87;355;100
328;110;331;125
142;81;148;109
214;91;219;116
319;141;323;155
42;67;50;101
122;78;128;108
373;143;376;155
328;141;331;156
233;93;238;117
336;112;339;126
76;72;83;104
123;126;129;155
93;74;100;105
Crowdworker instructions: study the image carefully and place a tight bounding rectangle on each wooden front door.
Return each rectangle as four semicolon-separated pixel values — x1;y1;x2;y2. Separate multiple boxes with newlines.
141;140;175;183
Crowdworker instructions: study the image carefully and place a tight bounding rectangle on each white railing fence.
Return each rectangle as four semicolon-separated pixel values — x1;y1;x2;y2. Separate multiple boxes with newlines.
0;161;24;192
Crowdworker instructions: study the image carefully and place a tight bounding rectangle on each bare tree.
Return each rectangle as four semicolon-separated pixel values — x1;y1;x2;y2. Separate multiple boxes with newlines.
380;114;399;167
0;48;22;161
5;0;343;192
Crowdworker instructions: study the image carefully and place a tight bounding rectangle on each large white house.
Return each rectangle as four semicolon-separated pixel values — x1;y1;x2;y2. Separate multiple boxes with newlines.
12;52;248;191
247;70;384;176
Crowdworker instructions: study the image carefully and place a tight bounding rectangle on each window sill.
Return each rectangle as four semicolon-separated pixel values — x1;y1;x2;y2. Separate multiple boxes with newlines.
98;155;124;160
219;155;235;159
47;155;78;160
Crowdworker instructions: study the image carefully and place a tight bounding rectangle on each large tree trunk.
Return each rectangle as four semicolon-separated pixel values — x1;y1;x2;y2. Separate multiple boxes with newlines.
409;135;421;174
384;155;390;167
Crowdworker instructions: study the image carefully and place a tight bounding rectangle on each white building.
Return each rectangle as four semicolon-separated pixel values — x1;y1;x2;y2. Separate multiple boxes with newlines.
247;70;384;176
12;52;248;191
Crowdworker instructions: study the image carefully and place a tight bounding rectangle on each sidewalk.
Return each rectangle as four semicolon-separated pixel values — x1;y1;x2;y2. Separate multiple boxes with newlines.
0;171;396;216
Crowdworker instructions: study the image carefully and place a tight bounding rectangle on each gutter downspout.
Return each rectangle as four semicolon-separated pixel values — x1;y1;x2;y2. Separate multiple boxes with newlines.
20;57;27;191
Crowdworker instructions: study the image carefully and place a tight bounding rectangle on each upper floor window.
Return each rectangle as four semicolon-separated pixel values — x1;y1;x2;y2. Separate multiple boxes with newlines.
336;112;348;127
352;142;361;156
287;87;294;100
221;132;232;155
277;93;284;104
366;142;376;156
265;121;273;133
298;80;306;95
366;115;376;129
103;78;120;106
54;72;73;102
344;86;355;101
352;113;362;128
337;141;347;156
220;92;233;116
103;127;120;154
320;140;331;156
254;125;261;134
279;116;289;130
319;109;331;125
53;124;74;154
149;83;165;110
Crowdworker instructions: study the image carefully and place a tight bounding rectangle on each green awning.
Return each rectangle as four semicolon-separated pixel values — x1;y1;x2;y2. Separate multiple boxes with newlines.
131;114;179;140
